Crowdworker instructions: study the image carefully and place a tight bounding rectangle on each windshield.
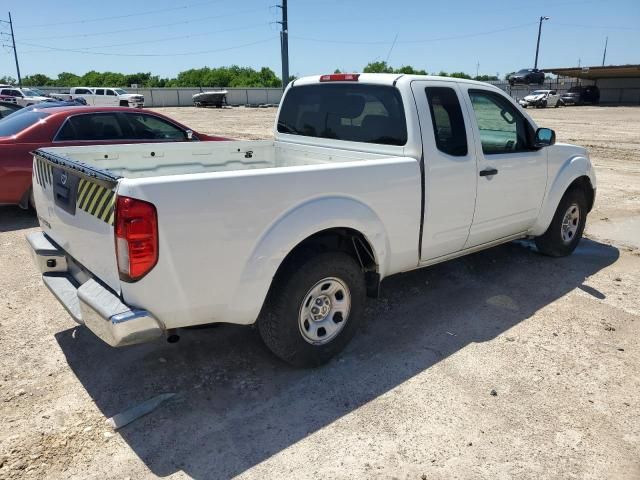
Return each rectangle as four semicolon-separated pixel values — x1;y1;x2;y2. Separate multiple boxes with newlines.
277;84;407;146
22;89;40;97
531;90;548;95
0;111;49;137
114;89;127;95
517;69;531;74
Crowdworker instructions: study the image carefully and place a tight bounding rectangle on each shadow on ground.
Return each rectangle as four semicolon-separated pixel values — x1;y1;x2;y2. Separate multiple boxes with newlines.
0;206;38;232
56;238;618;479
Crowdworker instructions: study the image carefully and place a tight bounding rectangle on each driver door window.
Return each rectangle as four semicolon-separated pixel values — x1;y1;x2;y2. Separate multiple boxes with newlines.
468;90;531;154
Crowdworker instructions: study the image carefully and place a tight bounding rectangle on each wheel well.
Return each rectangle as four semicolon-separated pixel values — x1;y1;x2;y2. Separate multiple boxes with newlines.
275;228;380;297
567;176;595;212
119;100;129;107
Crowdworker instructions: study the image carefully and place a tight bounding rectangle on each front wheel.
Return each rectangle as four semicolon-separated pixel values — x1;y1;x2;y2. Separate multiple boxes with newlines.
258;252;366;367
535;188;588;257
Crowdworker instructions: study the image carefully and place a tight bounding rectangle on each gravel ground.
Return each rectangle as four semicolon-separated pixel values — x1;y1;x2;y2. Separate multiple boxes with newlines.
0;106;638;480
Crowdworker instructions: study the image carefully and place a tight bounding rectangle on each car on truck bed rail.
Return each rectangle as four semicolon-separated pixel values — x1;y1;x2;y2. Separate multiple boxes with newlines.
27;73;596;367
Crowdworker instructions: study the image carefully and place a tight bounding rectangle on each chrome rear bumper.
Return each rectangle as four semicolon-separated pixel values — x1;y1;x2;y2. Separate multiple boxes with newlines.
26;231;164;347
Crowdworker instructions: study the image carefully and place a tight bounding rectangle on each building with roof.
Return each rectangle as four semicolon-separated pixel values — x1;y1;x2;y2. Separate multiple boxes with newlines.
545;64;640;104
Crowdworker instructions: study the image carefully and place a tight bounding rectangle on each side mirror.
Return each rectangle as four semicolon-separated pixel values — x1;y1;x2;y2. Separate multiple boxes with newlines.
534;127;555;148
185;129;193;140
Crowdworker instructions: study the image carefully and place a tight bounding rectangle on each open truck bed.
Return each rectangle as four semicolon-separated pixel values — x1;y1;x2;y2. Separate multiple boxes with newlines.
29;139;421;347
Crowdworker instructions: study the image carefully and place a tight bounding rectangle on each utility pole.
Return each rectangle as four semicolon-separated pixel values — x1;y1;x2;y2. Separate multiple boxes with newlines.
601;36;608;66
1;12;22;86
476;61;480;79
534;16;550;70
277;0;289;91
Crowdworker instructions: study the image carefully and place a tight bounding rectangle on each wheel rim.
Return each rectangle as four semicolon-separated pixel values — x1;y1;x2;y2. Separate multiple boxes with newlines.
561;203;580;244
298;277;351;345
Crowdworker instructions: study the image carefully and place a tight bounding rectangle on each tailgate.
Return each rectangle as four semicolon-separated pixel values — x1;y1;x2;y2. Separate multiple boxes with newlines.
32;149;122;292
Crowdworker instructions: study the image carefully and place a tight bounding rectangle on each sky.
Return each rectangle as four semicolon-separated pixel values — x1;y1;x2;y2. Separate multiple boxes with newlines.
1;0;639;81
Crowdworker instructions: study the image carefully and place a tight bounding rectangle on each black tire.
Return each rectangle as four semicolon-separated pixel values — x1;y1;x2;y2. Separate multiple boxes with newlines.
258;252;366;367
535;188;588;257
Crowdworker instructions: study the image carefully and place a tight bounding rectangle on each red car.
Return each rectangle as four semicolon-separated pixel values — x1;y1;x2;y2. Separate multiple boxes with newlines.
0;106;228;207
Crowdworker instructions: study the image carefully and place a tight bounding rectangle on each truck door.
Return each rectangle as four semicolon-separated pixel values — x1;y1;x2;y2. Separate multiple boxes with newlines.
93;88;105;106
411;80;478;261
105;89;118;106
459;86;547;247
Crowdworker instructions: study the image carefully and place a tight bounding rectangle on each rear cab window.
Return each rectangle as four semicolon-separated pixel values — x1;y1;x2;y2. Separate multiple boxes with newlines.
277;84;407;146
0;111;49;137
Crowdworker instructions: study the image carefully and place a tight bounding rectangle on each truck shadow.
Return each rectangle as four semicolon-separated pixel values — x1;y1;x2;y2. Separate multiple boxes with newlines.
0;206;38;232
55;238;618;479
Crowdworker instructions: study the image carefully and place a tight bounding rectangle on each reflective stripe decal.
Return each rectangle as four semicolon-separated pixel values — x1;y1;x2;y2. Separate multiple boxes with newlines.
76;179;115;226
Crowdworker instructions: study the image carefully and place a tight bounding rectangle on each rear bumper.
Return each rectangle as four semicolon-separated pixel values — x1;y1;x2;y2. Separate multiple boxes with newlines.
26;231;164;347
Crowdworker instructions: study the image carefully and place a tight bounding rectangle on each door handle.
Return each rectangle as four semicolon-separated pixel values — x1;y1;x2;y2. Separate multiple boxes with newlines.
479;168;498;177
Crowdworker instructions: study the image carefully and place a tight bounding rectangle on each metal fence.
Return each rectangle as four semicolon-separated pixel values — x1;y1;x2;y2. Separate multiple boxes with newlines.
35;86;284;107
34;81;640;106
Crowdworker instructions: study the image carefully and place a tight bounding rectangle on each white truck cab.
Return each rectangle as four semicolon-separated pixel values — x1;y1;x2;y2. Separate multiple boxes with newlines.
52;87;144;108
0;87;51;106
28;73;595;367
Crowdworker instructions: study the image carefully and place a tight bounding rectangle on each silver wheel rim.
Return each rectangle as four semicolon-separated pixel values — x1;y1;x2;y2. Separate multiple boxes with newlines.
561;203;580;244
298;277;351;345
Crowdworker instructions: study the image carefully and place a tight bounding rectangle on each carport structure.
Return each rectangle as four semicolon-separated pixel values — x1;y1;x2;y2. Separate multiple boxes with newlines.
545;64;640;104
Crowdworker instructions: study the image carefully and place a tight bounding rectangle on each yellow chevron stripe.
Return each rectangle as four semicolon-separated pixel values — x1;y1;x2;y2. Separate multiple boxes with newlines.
87;186;106;214
80;183;98;211
101;194;116;222
92;189;111;216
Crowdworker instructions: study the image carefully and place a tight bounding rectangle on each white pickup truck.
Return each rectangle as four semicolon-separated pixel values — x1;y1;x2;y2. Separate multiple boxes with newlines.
28;73;595;367
51;87;144;108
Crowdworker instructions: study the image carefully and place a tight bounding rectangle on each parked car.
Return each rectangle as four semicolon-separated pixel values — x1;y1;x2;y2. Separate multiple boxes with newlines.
508;69;545;86
51;87;144;108
2;98;88;120
518;90;562;108
0;101;23;118
560;85;600;105
0;87;53;107
27;73;596;367
0;106;227;208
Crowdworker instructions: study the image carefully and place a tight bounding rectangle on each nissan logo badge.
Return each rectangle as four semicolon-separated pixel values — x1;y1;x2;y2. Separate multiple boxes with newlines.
60;172;68;185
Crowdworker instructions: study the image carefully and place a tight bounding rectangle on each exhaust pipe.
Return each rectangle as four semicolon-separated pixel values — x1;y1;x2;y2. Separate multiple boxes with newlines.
166;329;180;343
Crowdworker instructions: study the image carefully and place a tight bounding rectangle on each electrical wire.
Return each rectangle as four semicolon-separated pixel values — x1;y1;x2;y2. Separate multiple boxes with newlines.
16;0;258;29
552;22;640;30
291;22;538;46
21;7;265;41
18;36;278;57
19;23;271;51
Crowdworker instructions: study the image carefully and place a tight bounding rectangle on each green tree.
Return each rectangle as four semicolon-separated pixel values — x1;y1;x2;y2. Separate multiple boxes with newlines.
363;61;395;73
0;75;17;85
22;74;53;86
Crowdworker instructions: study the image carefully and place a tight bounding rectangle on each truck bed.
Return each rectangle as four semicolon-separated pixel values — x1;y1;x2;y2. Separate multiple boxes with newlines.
39;140;393;179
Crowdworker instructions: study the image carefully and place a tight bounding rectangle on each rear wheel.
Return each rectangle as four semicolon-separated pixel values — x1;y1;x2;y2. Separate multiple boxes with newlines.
535;188;588;257
258;252;366;367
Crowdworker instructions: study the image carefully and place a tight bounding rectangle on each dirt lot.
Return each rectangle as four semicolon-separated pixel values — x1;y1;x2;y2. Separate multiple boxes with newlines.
1;106;639;480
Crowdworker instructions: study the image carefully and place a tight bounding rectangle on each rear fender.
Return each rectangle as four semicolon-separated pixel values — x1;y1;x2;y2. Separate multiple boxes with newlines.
530;155;595;236
227;196;389;325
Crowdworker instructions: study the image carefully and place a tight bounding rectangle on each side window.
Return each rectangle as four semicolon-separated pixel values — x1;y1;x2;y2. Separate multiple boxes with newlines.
55;113;124;141
425;87;468;156
95;89;104;95
120;113;187;140
75;88;90;95
106;89;116;96
468;90;532;154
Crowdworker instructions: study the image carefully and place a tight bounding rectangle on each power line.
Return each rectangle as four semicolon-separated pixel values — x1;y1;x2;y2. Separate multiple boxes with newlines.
291;22;538;45
19;23;271;51
18;37;278;57
21;7;264;41
552;22;640;31
16;0;242;28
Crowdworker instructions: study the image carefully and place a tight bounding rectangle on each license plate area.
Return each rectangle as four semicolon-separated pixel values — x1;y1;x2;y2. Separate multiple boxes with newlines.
53;168;80;215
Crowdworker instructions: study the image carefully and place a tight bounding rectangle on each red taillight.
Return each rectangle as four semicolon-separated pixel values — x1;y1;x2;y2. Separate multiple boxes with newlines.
115;195;158;282
319;73;360;82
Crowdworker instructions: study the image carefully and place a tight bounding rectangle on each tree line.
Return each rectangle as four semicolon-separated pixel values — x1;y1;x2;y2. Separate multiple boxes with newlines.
0;62;499;88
